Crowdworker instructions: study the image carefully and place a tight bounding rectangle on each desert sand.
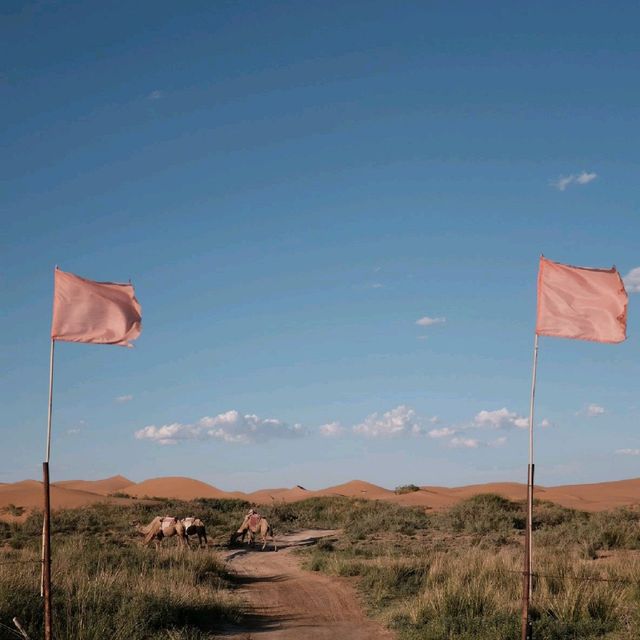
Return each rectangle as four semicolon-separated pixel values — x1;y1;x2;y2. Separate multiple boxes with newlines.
1;475;639;521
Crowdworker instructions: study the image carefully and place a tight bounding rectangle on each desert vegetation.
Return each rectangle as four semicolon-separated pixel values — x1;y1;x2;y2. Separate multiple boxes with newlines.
303;494;640;640
394;484;421;495
1;495;639;639
0;499;253;640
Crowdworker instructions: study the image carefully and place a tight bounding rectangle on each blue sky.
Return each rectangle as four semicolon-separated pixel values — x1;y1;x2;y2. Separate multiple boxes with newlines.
2;1;639;491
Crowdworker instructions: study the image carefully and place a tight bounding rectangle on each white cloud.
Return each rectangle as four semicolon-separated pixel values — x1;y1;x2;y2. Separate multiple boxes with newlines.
552;175;574;191
615;448;640;456
490;436;508;447
551;171;598;191
199;411;305;443
135;422;200;446
135;410;305;445
147;90;163;100
428;427;456;439
540;418;552;428
450;436;480;449
319;422;344;437
353;405;427;438
416;316;446;327
115;394;133;403
473;408;528;430
623;267;640;293
575;171;597;185
585;404;605;417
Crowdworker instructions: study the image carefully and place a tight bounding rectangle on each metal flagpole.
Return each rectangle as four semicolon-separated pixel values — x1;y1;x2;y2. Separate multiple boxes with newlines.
41;337;55;640
521;333;539;640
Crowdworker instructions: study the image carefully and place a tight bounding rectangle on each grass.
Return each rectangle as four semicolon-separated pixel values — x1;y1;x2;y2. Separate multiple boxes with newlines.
2;495;639;639
0;499;253;640
302;495;640;640
0;540;242;640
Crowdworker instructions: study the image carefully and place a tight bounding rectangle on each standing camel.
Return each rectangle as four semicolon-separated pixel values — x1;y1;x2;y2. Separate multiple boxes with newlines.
231;512;277;551
182;517;208;548
136;516;188;549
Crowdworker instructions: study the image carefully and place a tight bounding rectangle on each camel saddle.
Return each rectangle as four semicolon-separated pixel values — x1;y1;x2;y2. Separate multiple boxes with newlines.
160;516;178;534
248;514;261;529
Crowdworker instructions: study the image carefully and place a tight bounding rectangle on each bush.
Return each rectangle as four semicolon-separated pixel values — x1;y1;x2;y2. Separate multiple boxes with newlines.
445;494;523;535
395;485;421;495
1;504;25;517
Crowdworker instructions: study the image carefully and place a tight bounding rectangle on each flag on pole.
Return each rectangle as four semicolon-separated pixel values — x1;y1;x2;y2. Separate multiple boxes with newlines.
51;269;142;347
536;256;628;343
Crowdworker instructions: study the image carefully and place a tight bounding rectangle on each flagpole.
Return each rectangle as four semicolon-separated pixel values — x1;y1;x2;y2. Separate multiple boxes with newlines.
41;338;55;640
521;332;539;640
46;338;55;464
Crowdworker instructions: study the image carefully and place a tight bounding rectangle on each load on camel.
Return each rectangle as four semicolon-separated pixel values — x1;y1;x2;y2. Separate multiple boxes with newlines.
136;516;188;549
182;516;208;547
230;509;277;551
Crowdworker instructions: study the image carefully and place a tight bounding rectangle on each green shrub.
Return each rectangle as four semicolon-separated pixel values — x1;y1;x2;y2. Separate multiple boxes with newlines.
395;484;421;495
445;494;522;535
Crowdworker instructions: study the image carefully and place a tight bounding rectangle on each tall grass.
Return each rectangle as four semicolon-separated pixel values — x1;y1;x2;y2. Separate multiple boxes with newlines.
2;494;639;640
304;495;640;640
0;537;241;640
0;500;252;640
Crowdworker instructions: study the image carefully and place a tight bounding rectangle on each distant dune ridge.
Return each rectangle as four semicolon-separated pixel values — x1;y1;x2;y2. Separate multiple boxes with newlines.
121;476;246;501
1;475;639;521
54;475;133;496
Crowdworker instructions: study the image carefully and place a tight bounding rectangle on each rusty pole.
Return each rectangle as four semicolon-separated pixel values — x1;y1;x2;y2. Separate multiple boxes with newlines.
521;463;534;640
42;462;52;640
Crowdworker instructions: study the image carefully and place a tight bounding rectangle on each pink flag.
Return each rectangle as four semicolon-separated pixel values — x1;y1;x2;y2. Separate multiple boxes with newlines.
51;269;142;347
536;256;627;343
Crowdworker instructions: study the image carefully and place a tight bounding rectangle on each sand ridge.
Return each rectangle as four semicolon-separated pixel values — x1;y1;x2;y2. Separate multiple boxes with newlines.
121;476;247;500
53;475;133;496
2;475;639;521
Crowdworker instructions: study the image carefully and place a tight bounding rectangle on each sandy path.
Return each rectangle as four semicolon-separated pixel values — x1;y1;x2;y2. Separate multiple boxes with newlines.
220;530;395;640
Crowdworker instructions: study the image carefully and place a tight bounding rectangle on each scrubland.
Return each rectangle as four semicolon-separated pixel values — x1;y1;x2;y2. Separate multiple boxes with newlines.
300;495;640;640
1;494;639;639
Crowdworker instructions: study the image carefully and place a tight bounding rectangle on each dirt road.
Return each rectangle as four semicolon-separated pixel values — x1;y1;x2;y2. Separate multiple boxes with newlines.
220;530;395;640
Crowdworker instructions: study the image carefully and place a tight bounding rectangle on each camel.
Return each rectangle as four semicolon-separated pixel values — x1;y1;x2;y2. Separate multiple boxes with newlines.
182;517;208;548
136;516;188;549
231;512;277;551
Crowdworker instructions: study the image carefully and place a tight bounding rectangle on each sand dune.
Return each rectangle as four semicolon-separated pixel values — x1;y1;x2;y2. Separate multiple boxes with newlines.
392;488;459;509
2;475;639;522
248;485;311;504
315;480;394;500
541;478;640;512
122;476;247;501
53;475;133;496
0;481;132;522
